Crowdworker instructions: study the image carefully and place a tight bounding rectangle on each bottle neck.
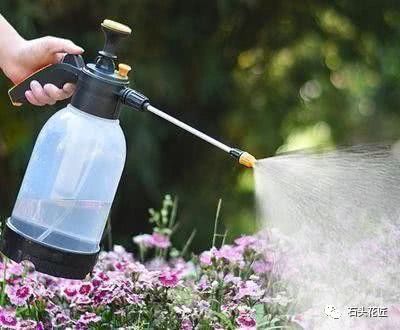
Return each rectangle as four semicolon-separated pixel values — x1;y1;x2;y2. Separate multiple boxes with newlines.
71;67;128;120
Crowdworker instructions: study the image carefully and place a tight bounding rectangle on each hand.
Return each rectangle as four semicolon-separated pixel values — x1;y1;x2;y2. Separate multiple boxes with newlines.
2;36;83;106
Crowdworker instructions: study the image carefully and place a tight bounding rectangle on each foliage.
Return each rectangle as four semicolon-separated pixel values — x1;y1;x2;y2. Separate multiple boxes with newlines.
0;196;294;329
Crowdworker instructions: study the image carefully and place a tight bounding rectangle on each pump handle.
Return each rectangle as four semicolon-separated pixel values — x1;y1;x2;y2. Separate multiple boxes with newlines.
8;54;84;106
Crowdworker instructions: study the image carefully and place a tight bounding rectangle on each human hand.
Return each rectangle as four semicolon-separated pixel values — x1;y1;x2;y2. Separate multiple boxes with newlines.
1;36;83;106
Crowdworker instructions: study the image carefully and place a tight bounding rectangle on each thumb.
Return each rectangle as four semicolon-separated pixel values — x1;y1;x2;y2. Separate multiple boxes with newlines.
40;36;84;55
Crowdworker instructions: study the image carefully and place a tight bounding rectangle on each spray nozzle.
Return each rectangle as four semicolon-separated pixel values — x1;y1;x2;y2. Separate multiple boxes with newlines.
230;149;257;168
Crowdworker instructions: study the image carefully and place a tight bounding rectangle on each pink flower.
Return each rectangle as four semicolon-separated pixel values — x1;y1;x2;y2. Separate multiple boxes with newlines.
35;322;44;330
73;295;92;306
197;300;210;313
132;234;153;247
91;278;102;288
171;258;195;277
93;288;115;306
144;257;168;272
159;271;179;287
181;318;193;330
224;274;241;285
36;321;44;330
62;286;78;300
197;276;210;291
137;270;158;290
221;302;240;313
98;272;110;281
111;245;129;258
114;261;127;272
0;309;18;328
249;239;268;254
150;232;171;249
215;245;243;263
199;251;213;265
31;281;54;299
45;301;61;316
18;319;37;329
78;312;101;325
235;281;264;300
126;293;142;304
78;283;92;295
7;262;24;277
234;235;258;248
6;284;32;306
126;261;146;274
252;260;273;274
236;313;256;330
52;313;71;327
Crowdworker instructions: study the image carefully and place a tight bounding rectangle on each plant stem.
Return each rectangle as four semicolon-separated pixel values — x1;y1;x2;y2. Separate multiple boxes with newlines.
139;246;145;263
0;255;7;306
181;229;196;257
105;217;113;251
169;196;178;228
221;229;228;246
33;300;40;320
212;199;222;247
27;302;32;318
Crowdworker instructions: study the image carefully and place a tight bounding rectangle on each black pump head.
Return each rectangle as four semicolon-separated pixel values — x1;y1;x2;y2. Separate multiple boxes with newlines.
66;19;138;119
96;19;132;73
69;19;133;119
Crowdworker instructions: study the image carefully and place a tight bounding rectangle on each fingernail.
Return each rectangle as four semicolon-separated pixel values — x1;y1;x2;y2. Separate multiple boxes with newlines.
76;46;84;53
30;80;40;88
63;83;75;93
25;90;34;104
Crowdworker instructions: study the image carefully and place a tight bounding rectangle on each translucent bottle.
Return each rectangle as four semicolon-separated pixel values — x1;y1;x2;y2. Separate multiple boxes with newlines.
8;104;126;254
1;19;133;279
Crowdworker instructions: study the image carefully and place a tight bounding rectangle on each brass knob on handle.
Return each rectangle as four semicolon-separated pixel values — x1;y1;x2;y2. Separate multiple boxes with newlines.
101;19;131;35
118;63;131;78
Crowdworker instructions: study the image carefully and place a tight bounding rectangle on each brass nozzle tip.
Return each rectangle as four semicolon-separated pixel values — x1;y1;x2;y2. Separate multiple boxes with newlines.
239;152;256;168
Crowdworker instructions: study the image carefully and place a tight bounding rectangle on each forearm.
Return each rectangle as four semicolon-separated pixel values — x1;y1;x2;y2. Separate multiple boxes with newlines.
0;15;24;70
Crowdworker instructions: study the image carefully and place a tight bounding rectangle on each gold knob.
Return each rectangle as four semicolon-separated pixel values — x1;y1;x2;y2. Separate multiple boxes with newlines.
102;19;131;35
118;63;131;78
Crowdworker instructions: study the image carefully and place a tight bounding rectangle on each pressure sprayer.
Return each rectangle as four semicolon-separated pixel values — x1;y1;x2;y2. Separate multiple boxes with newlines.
0;19;256;279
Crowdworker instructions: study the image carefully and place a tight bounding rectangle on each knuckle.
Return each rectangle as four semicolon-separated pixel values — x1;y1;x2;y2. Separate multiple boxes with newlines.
55;92;65;101
37;93;48;102
42;36;56;51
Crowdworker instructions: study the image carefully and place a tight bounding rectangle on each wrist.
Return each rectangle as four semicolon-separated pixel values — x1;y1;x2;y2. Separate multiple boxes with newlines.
0;34;25;70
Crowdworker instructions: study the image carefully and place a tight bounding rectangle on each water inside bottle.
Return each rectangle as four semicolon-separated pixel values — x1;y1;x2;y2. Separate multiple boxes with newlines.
10;199;111;253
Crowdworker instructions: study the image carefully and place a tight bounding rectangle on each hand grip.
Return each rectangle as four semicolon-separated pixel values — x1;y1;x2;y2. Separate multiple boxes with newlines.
8;54;84;106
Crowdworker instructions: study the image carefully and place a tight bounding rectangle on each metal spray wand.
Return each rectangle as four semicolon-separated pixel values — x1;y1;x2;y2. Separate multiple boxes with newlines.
121;89;257;168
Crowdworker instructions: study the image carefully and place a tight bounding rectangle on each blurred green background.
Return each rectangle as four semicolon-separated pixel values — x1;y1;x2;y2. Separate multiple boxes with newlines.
0;0;400;251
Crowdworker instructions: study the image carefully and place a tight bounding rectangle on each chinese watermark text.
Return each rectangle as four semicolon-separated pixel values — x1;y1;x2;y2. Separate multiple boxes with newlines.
347;307;388;318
